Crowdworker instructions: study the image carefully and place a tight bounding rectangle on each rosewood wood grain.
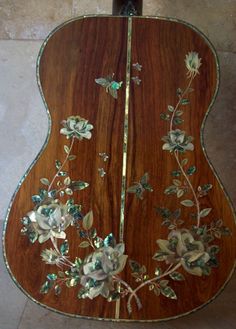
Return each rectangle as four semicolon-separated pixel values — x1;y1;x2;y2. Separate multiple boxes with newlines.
3;16;236;321
4;17;128;319
121;18;236;320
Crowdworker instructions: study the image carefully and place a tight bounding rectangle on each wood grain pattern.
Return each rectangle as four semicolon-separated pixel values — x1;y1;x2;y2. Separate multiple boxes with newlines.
3;16;236;321
121;17;236;320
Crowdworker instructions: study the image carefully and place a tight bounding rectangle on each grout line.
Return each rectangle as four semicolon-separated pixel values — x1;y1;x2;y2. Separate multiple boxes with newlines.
16;299;28;329
0;38;44;42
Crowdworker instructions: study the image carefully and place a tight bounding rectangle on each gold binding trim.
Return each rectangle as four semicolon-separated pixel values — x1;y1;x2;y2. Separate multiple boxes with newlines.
119;17;132;243
2;14;236;322
116;16;133;320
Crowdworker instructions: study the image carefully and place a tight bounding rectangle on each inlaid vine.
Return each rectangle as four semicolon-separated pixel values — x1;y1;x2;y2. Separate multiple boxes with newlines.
126;52;231;313
21;115;141;307
20;52;231;315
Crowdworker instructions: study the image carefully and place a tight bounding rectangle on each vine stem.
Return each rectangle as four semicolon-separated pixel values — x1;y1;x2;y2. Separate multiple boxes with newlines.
127;262;181;313
87;236;96;250
174;150;201;227
113;276;142;310
170;74;194;131
169;72;200;227
50;237;74;267
48;136;75;192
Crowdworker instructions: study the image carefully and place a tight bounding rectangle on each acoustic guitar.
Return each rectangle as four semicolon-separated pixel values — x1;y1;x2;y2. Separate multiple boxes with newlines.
3;0;236;321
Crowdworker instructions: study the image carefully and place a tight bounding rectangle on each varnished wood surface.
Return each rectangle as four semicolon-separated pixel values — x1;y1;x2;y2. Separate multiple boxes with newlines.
3;16;236;321
4;17;128;320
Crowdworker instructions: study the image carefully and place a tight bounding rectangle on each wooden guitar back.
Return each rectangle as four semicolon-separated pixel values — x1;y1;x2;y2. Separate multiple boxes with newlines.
3;16;236;321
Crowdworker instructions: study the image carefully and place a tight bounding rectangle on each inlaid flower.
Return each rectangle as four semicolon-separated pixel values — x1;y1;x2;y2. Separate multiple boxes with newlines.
80;243;127;299
154;229;210;276
60;116;93;140
162;129;194;153
185;52;202;78
27;200;73;243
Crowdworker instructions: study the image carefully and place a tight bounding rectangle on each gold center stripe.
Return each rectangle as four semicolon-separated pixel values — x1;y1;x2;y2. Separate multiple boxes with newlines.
119;17;132;244
115;17;132;320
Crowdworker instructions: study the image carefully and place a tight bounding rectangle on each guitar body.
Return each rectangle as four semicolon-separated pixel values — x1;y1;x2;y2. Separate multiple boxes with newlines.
3;16;236;321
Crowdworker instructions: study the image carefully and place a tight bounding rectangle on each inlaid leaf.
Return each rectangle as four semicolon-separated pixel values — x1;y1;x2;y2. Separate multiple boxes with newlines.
177;189;184;198
108;291;120;302
31;195;41;204
169;271;185;281
159;279;169;288
160;286;177;299
57;171;67;176
40;178;50;186
71;180;89;191
187;166;196;175
129;260;142;273
202;184;213;192
175;110;183;116
55;160;61;169
181;158;188;166
156;207;171;219
181;199;194;207
58;271;65;278
187;87;194;93
54;285;62;296
173;117;184;125
40;281;53;294
177;88;182;96
47;273;57;281
67;278;79;287
155;267;162;276
208;245;220;255
78;241;90;248
64;177;71;185
173;208;181;219
60;240;69;255
74;257;83;268
64;145;70;154
68;155;76;161
48;189;57;198
104;233;116;247
168;105;174;112
200;208;212;218
65;188;73;195
153;287;161;296
173;179;181;186
153;251;169;261
82;211;93;230
93;236;104;248
181;99;190;105
171;170;181;177
164;185;177;195
160;113;170;121
89;227;97;239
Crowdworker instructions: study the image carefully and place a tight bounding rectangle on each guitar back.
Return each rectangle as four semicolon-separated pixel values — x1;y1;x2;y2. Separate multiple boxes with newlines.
3;16;236;321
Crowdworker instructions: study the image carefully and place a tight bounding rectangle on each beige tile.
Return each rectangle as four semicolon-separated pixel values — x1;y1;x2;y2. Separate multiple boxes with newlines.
0;0;73;40
72;0;112;16
0;224;27;329
0;40;48;220
204;51;236;206
143;0;236;52
0;0;235;54
18;300;68;329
